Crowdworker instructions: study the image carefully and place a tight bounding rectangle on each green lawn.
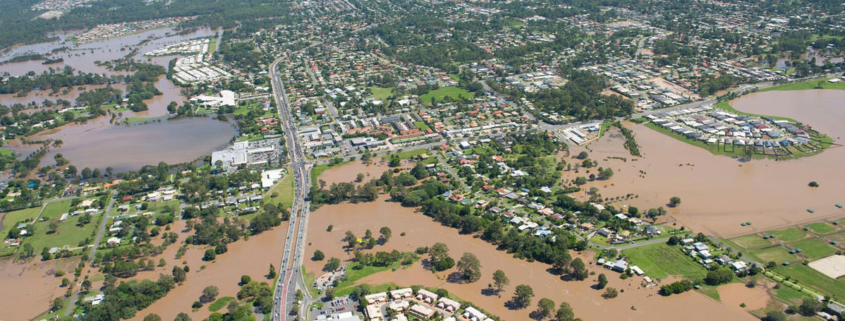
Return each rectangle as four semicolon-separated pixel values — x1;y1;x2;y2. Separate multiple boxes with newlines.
0;206;42;239
754;246;794;264
806;222;836;234
41;200;73;220
367;87;394;102
774;285;809;305
623;243;708;280
208;37;218;53
730;234;774;251
791;239;836;260
383;149;428;161
413;121;430;131
333;257;417;296
759;78;845;93
774;263;845;299
589;235;612;247
766;228;807;242
26;212;101;252
265;167;294;210
420;87;475;104
302;265;321;297
208;296;235;312
0;148;14;157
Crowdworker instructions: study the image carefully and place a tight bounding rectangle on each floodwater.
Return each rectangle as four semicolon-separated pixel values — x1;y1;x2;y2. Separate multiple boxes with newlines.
6;117;236;172
718;283;771;311
0;28;215;77
130;219;289;321
0;256;81;320
0;27;234;172
571;90;845;238
318;161;404;186
304;195;758;321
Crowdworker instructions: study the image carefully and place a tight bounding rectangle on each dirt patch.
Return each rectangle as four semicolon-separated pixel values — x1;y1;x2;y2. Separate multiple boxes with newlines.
305;197;758;321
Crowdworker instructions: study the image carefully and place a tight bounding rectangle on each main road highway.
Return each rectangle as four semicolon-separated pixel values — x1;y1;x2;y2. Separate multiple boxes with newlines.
270;55;313;321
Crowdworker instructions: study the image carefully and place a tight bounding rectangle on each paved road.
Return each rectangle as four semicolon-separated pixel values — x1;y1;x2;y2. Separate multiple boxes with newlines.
64;191;116;316
270;54;313;321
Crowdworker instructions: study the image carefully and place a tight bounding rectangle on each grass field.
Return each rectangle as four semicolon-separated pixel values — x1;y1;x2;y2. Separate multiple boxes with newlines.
367;87;394;101
0;207;42;239
791;239;836;260
766;228;807;242
208;296;235;312
806;222;836;234
27;212;101;251
774;263;845;299
302;265;321;297
774;285;809;305
413;121;430;131
0;148;14;157
730;234;774;250
420;87;475;104
333;262;402;296
759;78;845;93
40;200;74;220
589;235;612;247
623;243;708;280
383;149;429;161
265;167;294;210
754;246;794;264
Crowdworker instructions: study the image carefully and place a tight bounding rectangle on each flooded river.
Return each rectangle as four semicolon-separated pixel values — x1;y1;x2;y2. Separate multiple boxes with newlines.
572;89;845;238
0;256;81;321
305;194;759;321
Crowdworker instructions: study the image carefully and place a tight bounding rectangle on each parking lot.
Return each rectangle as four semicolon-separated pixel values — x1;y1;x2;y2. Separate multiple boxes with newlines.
310;296;359;320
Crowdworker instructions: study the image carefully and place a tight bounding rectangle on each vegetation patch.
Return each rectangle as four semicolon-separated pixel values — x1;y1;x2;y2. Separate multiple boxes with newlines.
766;228;807;242
758;78;845;92
420;87;474;104
754;246;794;264
729;234;774;251
774;263;845;299
265;168;294;210
208;296;235;312
806;222;836;234
790;239;836;260
623;242;707;280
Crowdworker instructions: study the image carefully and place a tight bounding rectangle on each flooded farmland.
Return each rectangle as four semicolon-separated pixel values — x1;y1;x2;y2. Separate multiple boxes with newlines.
570;89;845;238
304;193;759;321
0;256;80;321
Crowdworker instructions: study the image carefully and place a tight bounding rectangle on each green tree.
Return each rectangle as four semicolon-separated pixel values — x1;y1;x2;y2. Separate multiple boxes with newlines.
325;287;336;300
201;286;219;303
52;297;64;311
669;196;681;207
324;257;341;271
457;252;482;282
268;264;276;279
597;274;608;290
175;313;192;321
313;250;325;261
799;297;823;316
513;284;535;309
172;265;187;283
602;287;619;299
379;226;392;242
493;269;510;293
537;298;556;319
144;314;162;321
569;258;588;281
241;275;251;285
204;249;216;261
555;302;575;321
765;310;787;321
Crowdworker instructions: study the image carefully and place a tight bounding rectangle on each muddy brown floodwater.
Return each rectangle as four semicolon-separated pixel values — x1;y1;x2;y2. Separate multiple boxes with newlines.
566;90;845;238
6;117;236;172
305;194;758;321
318;161;411;186
128;219;289;321
0;256;81;320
